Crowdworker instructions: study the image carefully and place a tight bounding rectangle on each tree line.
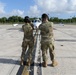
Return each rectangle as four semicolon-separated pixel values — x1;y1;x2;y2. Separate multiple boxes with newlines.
0;16;76;24
0;16;24;24
50;17;76;24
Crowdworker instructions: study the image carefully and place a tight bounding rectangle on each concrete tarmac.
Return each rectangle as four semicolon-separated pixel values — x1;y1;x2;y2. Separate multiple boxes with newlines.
0;25;22;75
0;24;76;75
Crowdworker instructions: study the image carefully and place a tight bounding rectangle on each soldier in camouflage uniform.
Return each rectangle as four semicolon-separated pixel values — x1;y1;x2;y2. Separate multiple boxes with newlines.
20;16;34;66
39;14;58;67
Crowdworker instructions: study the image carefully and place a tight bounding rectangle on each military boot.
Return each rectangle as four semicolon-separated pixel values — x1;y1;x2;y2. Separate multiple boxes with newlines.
43;61;47;67
51;60;58;67
20;60;24;66
27;59;31;66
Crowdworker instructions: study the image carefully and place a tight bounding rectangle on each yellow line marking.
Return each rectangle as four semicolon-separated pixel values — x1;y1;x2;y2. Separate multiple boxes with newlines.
22;66;29;75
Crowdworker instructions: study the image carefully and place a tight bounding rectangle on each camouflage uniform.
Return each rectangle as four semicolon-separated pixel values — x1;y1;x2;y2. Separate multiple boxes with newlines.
21;23;34;64
39;21;55;62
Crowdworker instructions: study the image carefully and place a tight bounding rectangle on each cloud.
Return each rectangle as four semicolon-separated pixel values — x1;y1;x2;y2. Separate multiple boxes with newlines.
29;0;76;16
66;0;76;13
0;0;76;18
0;2;5;14
0;2;24;17
0;9;24;18
9;9;24;16
28;5;40;17
35;0;68;13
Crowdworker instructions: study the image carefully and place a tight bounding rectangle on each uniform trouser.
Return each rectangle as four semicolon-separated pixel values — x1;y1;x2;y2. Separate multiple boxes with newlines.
21;39;34;62
41;41;55;62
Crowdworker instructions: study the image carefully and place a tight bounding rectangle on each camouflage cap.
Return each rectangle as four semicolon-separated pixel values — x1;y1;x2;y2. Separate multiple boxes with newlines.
42;13;49;20
24;16;31;23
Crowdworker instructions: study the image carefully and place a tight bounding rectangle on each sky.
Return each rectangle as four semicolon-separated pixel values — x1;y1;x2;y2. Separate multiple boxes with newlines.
0;0;76;19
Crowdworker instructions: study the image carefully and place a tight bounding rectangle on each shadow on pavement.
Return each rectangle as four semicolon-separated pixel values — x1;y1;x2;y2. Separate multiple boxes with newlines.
55;39;76;42
0;58;20;65
16;65;24;75
7;28;23;32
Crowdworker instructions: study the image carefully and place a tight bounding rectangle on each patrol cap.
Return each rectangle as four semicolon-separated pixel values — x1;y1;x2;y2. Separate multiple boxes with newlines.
24;16;31;23
42;13;49;20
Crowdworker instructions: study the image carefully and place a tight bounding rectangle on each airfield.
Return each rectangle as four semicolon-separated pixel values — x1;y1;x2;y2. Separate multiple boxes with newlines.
0;24;76;75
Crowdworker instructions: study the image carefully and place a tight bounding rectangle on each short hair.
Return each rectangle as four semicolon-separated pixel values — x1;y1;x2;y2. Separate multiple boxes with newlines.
24;16;31;23
42;13;49;20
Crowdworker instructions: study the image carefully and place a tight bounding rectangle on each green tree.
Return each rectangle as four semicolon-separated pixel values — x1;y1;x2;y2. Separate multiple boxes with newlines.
8;16;19;23
18;16;24;23
72;17;76;23
0;17;7;23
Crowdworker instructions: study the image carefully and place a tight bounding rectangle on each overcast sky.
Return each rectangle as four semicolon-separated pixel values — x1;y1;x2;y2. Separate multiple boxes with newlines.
0;0;76;18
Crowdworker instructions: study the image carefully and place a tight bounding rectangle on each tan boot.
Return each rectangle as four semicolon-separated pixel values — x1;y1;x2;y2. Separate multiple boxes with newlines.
51;60;58;67
43;61;47;67
20;60;24;66
27;59;31;66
